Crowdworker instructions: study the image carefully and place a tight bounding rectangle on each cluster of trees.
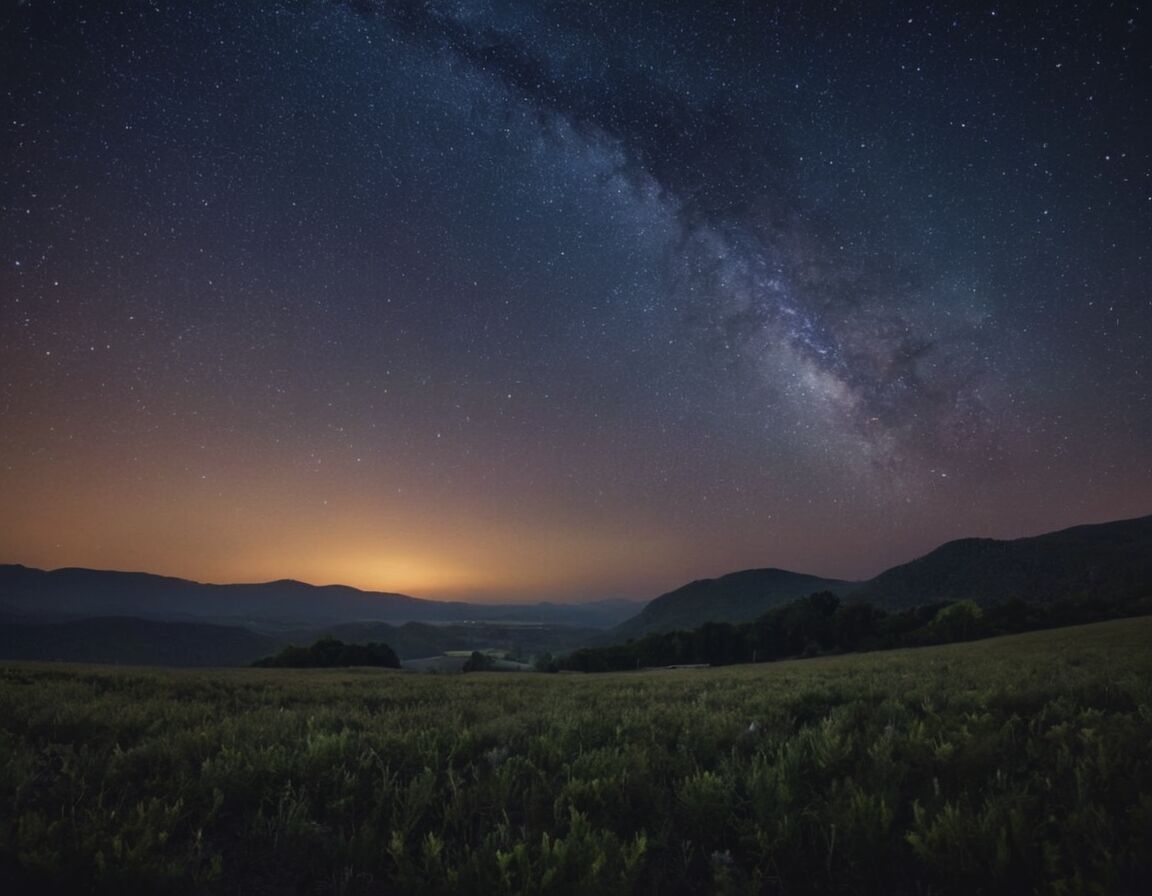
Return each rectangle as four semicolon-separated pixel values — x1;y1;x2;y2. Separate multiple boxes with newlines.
561;589;1152;672
253;637;400;669
462;650;496;672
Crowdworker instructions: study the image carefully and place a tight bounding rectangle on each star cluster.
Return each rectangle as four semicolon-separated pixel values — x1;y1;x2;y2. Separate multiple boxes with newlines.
1;1;1149;600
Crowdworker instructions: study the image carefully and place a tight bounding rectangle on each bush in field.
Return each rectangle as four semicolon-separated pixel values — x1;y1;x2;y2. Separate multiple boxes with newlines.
923;600;986;643
532;652;558;673
463;650;496;672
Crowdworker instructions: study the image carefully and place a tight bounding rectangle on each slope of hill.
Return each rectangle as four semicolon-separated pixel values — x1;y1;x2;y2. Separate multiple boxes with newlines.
855;514;1152;609
612;568;858;638
0;617;278;667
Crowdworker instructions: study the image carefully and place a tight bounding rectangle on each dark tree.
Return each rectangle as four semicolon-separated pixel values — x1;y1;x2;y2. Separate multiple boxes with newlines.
254;638;400;669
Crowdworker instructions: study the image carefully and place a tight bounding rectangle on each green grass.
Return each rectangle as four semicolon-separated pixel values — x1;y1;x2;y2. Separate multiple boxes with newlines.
2;618;1150;894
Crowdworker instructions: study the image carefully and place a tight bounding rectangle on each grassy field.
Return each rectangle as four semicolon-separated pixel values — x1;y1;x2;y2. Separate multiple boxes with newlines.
1;618;1150;894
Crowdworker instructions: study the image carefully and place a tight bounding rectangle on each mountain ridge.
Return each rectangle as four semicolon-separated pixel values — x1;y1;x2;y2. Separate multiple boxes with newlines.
0;564;641;629
852;513;1152;609
609;513;1152;637
3;513;1149;656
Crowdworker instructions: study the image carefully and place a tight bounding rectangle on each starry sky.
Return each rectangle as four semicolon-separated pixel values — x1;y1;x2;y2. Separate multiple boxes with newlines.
2;0;1150;602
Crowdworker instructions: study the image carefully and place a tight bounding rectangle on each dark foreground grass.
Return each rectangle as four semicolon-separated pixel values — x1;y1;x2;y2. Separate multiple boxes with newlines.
1;618;1150;895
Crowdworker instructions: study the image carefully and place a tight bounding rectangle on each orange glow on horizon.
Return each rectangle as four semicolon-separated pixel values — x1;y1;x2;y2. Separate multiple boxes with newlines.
5;394;1151;603
0;435;689;601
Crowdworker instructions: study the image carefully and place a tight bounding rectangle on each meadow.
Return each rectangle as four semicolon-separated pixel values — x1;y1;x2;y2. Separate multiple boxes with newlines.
1;617;1150;894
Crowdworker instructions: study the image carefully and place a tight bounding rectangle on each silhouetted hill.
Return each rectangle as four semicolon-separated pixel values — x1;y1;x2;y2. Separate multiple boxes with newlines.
0;565;427;624
612;568;858;638
0;565;637;628
855;514;1152;609
0;617;278;666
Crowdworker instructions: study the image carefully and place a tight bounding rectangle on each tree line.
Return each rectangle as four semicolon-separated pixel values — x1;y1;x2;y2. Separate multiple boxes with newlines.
558;589;1152;672
253;637;400;668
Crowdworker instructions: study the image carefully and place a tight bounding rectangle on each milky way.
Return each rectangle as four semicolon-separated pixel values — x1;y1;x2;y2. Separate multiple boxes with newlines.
360;0;999;466
1;1;1149;598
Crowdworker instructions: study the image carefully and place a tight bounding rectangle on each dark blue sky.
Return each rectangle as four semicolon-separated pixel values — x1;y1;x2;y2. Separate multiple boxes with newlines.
2;1;1149;600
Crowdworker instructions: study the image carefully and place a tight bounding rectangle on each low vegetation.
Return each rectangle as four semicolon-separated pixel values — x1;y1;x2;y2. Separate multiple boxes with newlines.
1;618;1150;894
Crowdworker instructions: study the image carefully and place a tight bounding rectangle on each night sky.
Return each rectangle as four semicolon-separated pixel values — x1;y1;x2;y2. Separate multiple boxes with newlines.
2;1;1150;602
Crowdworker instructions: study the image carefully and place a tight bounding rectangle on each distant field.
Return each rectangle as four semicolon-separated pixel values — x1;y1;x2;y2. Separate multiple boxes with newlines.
1;618;1150;894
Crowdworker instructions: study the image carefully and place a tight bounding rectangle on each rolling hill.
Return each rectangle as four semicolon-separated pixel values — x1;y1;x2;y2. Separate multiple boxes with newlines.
853;513;1152;609
611;568;858;639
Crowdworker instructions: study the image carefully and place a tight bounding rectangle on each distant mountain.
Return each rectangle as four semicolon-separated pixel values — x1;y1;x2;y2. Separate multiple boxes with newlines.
5;513;1149;664
611;568;858;639
0;617;278;667
0;565;637;629
854;514;1152;609
0;565;425;624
